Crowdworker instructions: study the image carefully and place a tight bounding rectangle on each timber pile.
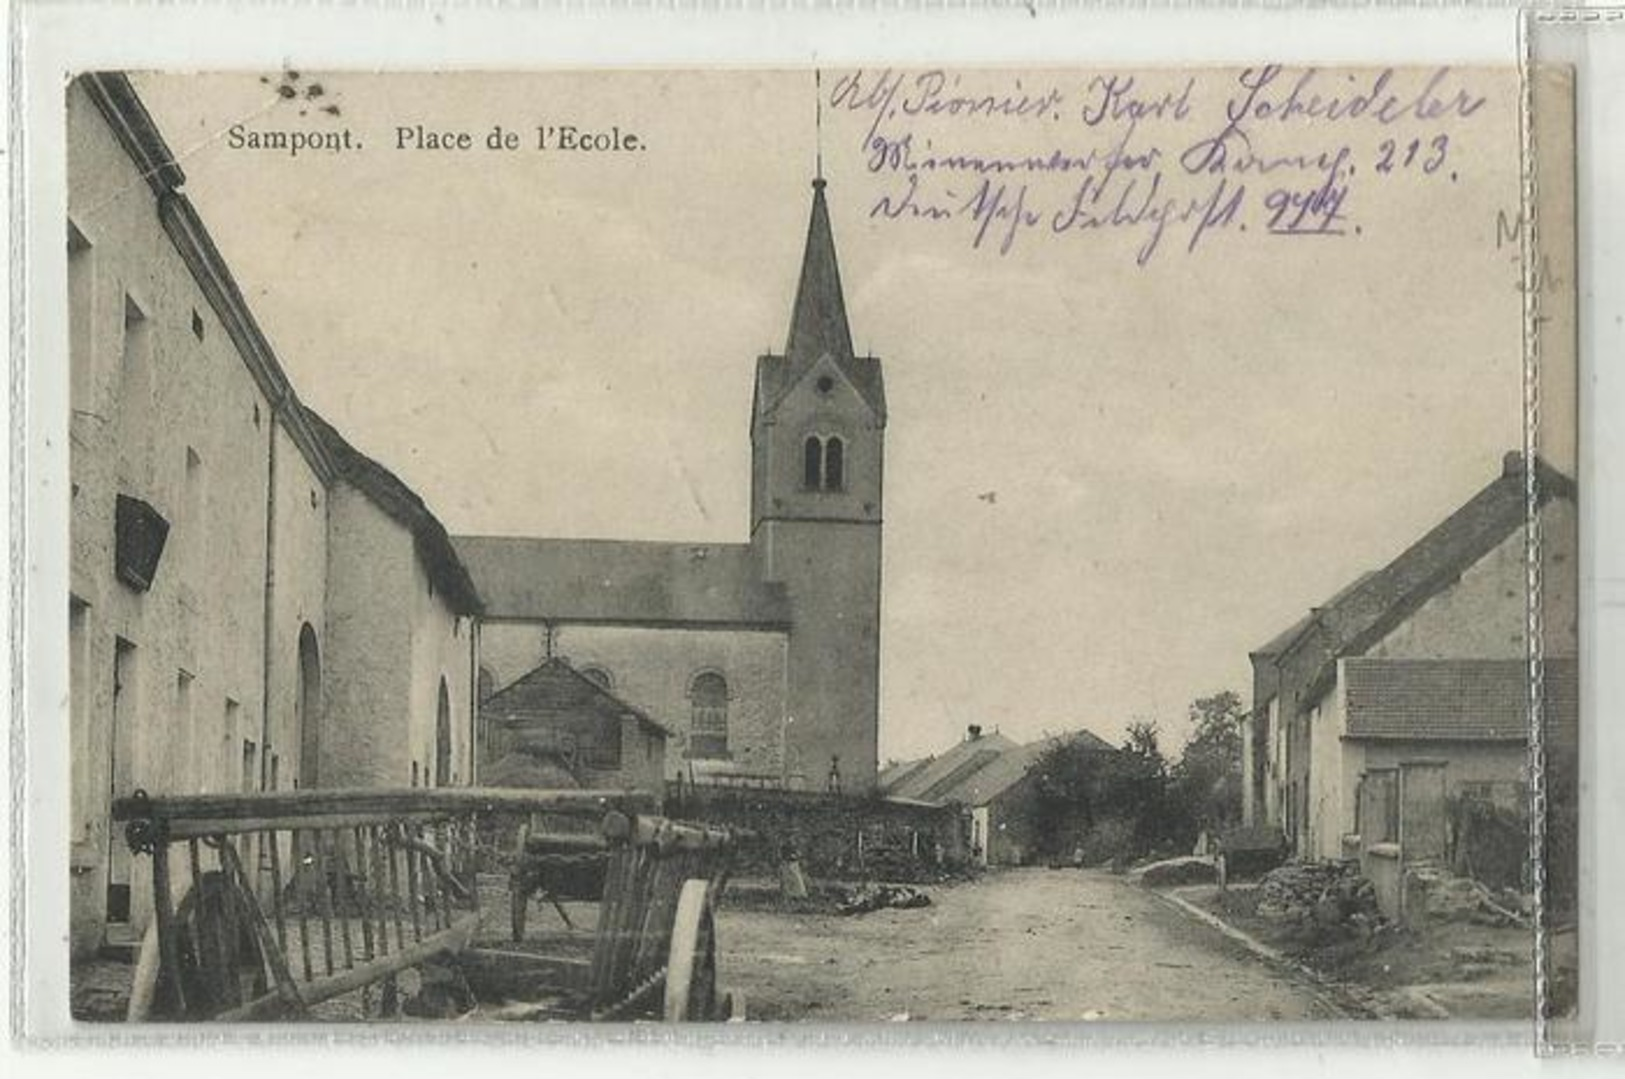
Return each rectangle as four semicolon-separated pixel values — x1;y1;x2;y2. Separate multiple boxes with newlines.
1256;862;1381;928
836;883;932;916
1405;866;1531;928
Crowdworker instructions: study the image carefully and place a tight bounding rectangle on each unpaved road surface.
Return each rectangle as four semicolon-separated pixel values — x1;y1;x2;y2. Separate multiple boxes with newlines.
717;868;1345;1022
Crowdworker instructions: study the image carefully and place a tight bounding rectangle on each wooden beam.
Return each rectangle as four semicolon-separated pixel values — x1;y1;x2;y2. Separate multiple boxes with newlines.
212;913;482;1022
113;787;656;824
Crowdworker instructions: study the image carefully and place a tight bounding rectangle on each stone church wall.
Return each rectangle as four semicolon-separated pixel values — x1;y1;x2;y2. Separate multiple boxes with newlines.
478;621;792;784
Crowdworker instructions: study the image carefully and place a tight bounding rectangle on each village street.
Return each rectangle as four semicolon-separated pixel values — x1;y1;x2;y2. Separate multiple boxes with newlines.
716;868;1346;1022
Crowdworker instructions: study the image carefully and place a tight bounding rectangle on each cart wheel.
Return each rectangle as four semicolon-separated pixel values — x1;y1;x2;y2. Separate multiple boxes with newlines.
663;878;718;1021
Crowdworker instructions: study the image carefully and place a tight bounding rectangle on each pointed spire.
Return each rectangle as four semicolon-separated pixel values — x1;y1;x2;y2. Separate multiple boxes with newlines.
785;178;854;366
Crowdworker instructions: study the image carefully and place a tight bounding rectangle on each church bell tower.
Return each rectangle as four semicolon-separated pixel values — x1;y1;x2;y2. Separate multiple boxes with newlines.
750;178;885;791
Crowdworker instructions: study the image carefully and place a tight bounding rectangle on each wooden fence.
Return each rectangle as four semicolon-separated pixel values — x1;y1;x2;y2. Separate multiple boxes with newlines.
111;787;660;1021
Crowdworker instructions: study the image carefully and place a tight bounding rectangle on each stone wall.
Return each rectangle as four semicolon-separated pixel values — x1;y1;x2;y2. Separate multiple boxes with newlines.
667;785;965;880
479;622;790;785
1368;500;1577;661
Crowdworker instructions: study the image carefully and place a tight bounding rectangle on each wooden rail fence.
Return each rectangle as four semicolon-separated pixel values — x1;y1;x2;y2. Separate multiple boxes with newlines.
111;787;656;1021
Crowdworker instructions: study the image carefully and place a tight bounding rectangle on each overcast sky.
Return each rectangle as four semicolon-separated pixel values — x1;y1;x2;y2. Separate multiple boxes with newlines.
131;68;1542;761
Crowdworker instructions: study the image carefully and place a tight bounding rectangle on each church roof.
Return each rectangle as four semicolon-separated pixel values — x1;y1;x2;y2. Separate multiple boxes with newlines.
452;535;792;629
754;180;886;422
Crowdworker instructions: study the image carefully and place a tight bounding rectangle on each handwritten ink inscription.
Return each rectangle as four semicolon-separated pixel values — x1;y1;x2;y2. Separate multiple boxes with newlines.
834;66;1487;265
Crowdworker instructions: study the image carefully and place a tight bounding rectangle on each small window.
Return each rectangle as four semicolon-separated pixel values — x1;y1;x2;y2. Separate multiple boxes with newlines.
586;729;621;771
581;666;614;691
803;436;823;490
68;225;94;409
816;375;835;395
191;308;205;341
801;434;847;492
824;437;845;490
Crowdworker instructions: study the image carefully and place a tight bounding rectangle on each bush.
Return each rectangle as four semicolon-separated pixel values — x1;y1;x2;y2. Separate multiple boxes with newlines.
1447;795;1528;892
1076;818;1138;867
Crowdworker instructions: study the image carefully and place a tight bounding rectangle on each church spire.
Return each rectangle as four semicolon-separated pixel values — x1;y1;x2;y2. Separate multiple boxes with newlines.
784;178;854;366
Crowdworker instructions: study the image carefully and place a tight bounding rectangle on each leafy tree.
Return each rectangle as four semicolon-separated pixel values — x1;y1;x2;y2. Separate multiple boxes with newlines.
1025;694;1247;864
1168;690;1246;841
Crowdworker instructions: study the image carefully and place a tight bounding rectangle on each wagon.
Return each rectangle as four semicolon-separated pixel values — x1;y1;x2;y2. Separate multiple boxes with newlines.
110;787;742;1022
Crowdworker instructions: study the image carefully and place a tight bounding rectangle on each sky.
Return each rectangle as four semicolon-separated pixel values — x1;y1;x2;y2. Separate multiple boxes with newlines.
129;67;1547;762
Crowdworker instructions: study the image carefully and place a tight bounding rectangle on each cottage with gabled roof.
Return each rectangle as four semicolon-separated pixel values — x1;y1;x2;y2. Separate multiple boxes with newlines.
1245;452;1579;860
480;656;668;797
884;726;1116;866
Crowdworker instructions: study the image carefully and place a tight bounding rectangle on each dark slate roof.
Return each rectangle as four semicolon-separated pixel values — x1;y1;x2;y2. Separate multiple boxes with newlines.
1343;657;1578;743
483;656;670;737
890;729;1116;807
877;757;932;795
303;409;482;615
452;535;791;628
753;180;886;422
937;730;1118;807
884;732;1017;802
1250;574;1375;660
1282;454;1576;699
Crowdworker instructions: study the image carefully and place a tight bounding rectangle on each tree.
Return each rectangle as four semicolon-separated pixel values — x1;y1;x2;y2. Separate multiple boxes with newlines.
1169;690;1246;840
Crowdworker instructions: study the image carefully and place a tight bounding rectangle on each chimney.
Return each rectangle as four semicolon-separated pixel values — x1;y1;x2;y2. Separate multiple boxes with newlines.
1503;450;1527;479
967;724;983;741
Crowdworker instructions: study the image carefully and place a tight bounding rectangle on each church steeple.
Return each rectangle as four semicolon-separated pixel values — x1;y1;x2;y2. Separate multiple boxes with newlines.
784;178;854;367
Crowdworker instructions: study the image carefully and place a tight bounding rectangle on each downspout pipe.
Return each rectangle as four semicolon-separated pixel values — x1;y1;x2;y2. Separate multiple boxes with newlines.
468;618;480;786
259;399;281;792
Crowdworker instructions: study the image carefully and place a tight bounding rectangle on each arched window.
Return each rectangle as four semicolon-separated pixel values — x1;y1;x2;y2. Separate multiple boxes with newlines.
688;671;730;759
803;436;823;490
434;677;453;787
580;665;614;691
824;437;845;490
801;434;849;493
296;623;321;789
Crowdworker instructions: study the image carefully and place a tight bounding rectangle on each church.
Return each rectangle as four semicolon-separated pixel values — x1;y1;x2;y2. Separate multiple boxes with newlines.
456;177;887;793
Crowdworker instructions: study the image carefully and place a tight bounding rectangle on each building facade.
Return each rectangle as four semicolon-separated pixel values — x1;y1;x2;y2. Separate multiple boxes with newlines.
66;73;481;958
458;177;886;793
1244;453;1579;861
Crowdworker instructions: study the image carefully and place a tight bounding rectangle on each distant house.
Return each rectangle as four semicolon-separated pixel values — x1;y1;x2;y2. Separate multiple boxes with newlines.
480;657;669;798
884;726;1115;867
880;725;1018;804
1245;453;1579;860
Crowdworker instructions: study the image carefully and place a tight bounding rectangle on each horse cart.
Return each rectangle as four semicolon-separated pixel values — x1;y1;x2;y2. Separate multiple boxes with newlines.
110;787;741;1022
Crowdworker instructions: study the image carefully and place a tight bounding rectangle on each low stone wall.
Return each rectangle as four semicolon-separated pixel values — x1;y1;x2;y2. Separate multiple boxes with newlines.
666;783;966;880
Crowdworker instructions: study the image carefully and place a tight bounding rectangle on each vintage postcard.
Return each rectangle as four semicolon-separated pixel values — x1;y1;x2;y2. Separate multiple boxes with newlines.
55;63;1577;1028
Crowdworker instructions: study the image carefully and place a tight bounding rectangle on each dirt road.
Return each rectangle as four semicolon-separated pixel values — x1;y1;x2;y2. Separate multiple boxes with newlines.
717;868;1345;1022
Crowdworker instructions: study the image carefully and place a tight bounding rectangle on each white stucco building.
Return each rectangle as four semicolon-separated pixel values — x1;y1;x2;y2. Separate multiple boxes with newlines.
67;73;482;958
